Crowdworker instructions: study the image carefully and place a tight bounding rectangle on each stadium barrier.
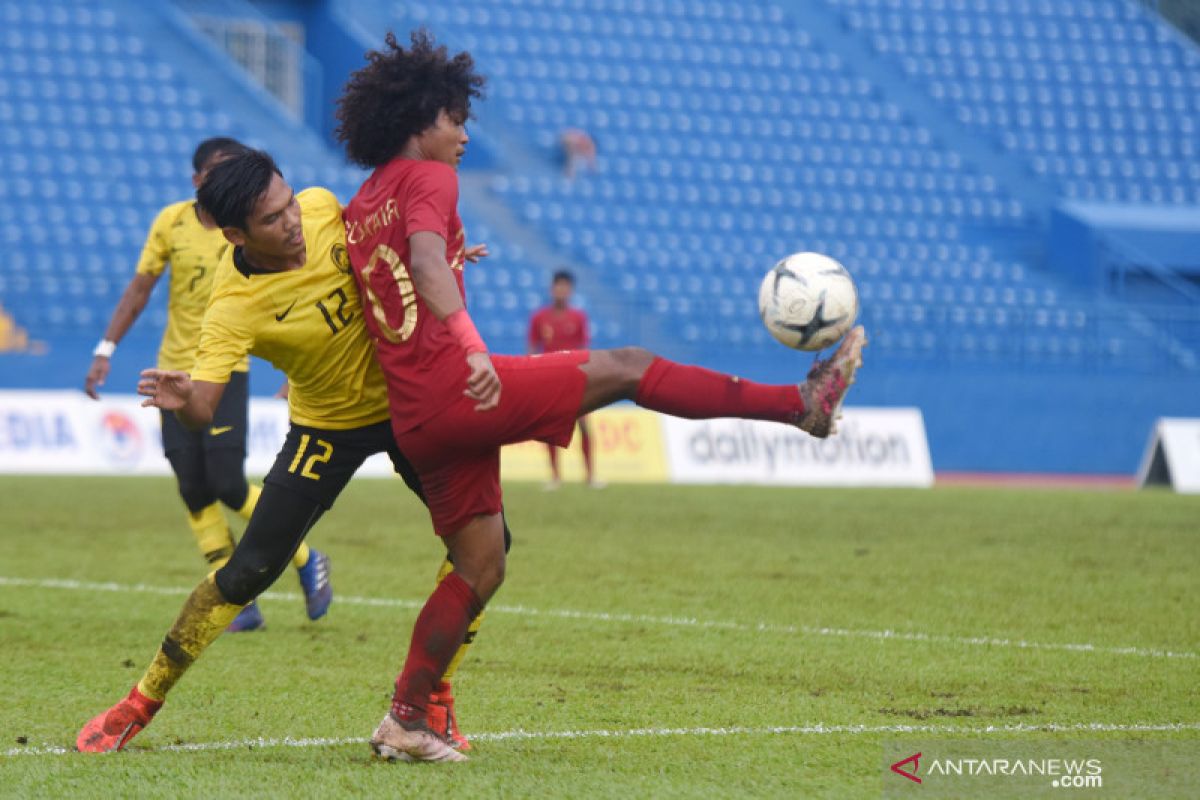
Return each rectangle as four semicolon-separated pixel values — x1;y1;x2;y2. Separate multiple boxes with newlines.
0;391;932;487
1138;418;1200;494
0;390;298;477
660;408;934;488
500;406;670;483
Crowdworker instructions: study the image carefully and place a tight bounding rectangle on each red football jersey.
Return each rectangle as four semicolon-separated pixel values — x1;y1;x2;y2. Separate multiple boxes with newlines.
528;306;589;353
344;158;469;433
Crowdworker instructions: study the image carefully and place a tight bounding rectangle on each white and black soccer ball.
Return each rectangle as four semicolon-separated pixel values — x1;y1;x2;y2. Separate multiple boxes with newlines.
757;252;859;351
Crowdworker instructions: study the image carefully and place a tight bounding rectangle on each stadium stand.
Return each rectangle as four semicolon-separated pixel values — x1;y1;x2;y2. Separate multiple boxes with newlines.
334;0;1194;373
0;0;543;384
827;0;1200;205
0;0;1198;472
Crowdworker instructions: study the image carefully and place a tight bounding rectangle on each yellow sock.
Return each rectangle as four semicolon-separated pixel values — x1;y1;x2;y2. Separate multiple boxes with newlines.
187;503;235;569
137;574;243;701
291;541;311;570
235;484;261;520
436;558;484;683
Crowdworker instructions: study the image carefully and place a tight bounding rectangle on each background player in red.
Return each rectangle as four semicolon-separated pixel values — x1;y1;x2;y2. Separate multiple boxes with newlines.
527;270;600;489
336;30;866;763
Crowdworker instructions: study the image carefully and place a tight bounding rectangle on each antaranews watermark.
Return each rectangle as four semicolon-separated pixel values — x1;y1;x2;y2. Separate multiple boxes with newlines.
882;739;1198;797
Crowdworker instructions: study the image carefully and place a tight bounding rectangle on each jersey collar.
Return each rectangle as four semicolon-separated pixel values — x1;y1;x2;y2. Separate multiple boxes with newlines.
233;246;274;278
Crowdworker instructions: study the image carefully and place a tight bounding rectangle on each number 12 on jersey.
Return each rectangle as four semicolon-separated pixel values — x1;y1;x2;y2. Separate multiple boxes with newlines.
288;434;333;480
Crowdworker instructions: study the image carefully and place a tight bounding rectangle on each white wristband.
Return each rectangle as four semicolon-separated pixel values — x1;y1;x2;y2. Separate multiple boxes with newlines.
93;339;116;358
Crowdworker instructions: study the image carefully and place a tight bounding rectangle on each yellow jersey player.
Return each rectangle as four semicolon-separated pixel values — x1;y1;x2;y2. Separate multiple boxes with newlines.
77;149;503;754
83;137;330;631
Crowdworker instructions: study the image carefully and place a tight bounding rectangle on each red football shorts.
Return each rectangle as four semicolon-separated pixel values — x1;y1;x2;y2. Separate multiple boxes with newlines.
396;350;589;536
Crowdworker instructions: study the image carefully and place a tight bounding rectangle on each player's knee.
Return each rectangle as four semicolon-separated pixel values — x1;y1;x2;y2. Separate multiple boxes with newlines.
598;346;654;390
214;557;272;606
611;346;654;374
452;541;506;602
489;554;507;589
472;555;506;602
213;536;286;606
210;470;249;511
174;474;214;513
205;450;249;509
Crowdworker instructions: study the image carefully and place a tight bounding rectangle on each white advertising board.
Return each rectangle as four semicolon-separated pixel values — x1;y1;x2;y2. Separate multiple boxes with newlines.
0;390;170;475
0;392;932;487
1138;418;1200;494
660;407;934;487
0;391;395;476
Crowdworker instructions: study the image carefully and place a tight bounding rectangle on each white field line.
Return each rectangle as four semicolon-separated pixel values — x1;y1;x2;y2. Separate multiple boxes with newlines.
5;721;1200;759
1;575;1196;661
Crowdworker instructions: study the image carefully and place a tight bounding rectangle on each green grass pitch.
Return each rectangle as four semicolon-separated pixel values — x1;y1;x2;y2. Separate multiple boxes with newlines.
0;476;1196;797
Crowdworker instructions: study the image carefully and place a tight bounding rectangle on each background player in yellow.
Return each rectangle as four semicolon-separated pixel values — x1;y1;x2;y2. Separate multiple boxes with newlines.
82;138;329;631
77;149;503;754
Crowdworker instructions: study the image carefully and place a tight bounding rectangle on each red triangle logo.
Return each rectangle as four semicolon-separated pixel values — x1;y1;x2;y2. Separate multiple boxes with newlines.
890;752;922;784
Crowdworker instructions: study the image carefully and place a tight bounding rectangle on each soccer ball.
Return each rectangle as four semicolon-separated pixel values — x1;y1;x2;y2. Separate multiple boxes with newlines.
757;252;859;351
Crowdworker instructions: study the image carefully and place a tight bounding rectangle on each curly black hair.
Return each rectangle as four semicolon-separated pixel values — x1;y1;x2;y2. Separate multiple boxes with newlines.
336;30;485;168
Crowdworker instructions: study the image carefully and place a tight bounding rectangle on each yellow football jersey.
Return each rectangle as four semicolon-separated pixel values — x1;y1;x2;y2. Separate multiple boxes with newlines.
136;200;249;372
191;187;390;430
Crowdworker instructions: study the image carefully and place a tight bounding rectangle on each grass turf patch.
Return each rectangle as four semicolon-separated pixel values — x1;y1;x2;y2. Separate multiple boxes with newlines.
0;477;1196;797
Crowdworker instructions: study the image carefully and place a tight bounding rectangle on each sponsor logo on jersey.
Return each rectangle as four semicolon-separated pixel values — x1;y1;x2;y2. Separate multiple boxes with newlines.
275;299;298;322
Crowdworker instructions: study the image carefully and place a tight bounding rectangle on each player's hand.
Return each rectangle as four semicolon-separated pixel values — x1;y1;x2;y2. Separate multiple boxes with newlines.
464;351;501;411
138;369;194;411
464;243;490;263
275;381;290;399
84;356;111;400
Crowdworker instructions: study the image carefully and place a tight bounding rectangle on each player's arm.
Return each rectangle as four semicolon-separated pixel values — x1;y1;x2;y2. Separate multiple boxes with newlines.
158;278;248;428
88;204;178;398
84;272;161;399
409;230;500;411
137;370;226;430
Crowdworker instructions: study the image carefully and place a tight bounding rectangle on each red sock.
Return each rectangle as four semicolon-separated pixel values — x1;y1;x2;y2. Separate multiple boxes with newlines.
635;358;804;423
391;572;483;723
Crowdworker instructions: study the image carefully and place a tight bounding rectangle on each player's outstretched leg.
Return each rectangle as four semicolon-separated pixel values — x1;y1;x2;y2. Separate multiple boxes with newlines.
220;475;328;624
240;480;333;622
579;326;867;439
77;488;326;752
76;574;242;752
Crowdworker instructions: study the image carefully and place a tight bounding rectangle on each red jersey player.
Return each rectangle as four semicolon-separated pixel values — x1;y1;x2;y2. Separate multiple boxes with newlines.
336;31;866;764
527;270;599;488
